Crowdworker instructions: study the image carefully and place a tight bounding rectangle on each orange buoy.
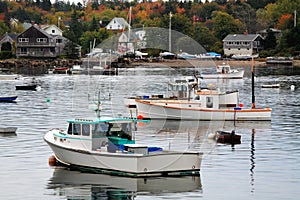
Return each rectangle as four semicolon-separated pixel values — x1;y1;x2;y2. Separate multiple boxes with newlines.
137;115;144;120
48;155;57;166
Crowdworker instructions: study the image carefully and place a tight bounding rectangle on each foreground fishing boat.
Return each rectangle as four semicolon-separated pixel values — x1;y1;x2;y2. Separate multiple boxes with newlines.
44;96;202;177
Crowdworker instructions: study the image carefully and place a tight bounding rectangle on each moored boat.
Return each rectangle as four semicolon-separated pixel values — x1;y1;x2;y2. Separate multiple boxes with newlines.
0;96;17;102
261;83;280;88
0;127;17;134
15;77;40;91
136;57;271;121
135;95;271;121
44;95;202;177
200;63;244;79
0;74;19;80
266;57;293;65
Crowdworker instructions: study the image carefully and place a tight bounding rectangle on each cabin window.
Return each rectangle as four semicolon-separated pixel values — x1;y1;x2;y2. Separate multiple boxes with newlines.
82;124;90;136
92;123;109;137
206;97;213;108
73;124;80;135
67;123;72;135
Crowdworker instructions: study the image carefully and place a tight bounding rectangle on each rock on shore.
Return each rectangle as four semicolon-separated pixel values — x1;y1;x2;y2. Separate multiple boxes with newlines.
0;59;82;75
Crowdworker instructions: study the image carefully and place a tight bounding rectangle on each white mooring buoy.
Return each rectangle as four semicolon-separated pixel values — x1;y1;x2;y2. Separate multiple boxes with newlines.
291;85;295;91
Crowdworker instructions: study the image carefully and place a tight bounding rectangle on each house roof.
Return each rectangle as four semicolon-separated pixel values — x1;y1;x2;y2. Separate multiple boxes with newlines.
0;32;18;42
41;24;63;35
223;34;263;42
106;17;130;29
18;25;53;39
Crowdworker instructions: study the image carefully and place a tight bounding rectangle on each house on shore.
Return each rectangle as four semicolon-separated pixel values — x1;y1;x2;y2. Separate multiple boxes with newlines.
106;17;130;32
0;33;18;52
15;25;81;59
223;34;264;57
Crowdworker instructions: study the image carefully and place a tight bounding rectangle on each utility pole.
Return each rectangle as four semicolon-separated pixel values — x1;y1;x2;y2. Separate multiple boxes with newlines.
169;12;172;52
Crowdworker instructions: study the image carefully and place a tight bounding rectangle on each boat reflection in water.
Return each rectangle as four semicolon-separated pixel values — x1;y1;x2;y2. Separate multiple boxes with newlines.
47;166;202;199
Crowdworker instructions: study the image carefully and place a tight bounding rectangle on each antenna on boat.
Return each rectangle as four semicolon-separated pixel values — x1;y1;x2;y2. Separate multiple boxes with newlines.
89;90;111;119
251;56;256;109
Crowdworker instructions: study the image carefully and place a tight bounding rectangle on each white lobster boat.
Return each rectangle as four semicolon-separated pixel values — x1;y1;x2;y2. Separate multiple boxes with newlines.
44;97;202;177
200;63;244;79
135;89;271;121
136;58;271;121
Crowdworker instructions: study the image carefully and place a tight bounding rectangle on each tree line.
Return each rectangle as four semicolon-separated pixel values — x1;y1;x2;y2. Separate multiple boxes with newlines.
0;0;300;58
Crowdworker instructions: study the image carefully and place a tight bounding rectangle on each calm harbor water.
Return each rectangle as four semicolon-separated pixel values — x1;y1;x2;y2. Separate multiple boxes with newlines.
0;64;300;200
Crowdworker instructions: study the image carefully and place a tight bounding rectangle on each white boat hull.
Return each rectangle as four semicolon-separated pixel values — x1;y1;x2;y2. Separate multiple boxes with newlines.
136;100;271;121
44;131;202;177
200;70;244;79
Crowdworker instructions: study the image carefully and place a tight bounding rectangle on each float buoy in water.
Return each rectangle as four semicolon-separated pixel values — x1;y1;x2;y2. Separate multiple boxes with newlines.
48;155;57;166
291;85;295;91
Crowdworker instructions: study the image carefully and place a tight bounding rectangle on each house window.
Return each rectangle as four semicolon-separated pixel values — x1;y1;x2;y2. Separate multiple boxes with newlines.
37;38;47;43
20;47;27;53
40;48;43;52
52;30;55;34
228;48;231;50
18;38;29;42
238;48;240;50
56;39;62;43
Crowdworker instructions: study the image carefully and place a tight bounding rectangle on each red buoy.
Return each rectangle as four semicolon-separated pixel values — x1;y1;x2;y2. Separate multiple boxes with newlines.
48;155;57;166
137;115;144;120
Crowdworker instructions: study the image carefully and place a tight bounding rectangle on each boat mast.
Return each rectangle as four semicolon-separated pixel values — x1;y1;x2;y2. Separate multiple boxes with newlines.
251;56;256;109
95;91;102;119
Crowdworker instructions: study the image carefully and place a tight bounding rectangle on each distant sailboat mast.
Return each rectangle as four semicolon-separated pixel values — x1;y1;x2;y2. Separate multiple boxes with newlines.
127;6;132;53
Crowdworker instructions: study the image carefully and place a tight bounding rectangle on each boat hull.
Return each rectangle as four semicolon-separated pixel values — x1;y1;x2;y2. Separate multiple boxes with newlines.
44;132;202;177
136;100;271;121
0;127;17;133
200;70;244;79
0;96;17;102
15;85;37;90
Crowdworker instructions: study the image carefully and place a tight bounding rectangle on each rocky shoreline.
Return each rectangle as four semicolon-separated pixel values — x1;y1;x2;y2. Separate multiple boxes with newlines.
0;58;298;75
0;59;82;75
131;59;300;68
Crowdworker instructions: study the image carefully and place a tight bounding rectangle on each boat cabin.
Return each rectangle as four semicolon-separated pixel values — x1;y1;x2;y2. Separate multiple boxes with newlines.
194;90;239;109
65;119;135;151
217;64;231;74
166;76;209;99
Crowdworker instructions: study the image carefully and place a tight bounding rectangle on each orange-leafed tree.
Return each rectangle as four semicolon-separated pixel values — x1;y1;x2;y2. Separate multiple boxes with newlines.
276;14;293;30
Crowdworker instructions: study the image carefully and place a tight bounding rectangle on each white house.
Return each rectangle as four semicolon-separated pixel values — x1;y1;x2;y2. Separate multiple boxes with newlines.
106;17;130;31
135;29;147;49
118;31;138;53
41;24;63;36
223;34;264;56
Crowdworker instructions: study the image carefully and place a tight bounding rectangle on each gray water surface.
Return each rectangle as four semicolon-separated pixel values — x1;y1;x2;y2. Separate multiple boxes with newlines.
0;65;299;200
